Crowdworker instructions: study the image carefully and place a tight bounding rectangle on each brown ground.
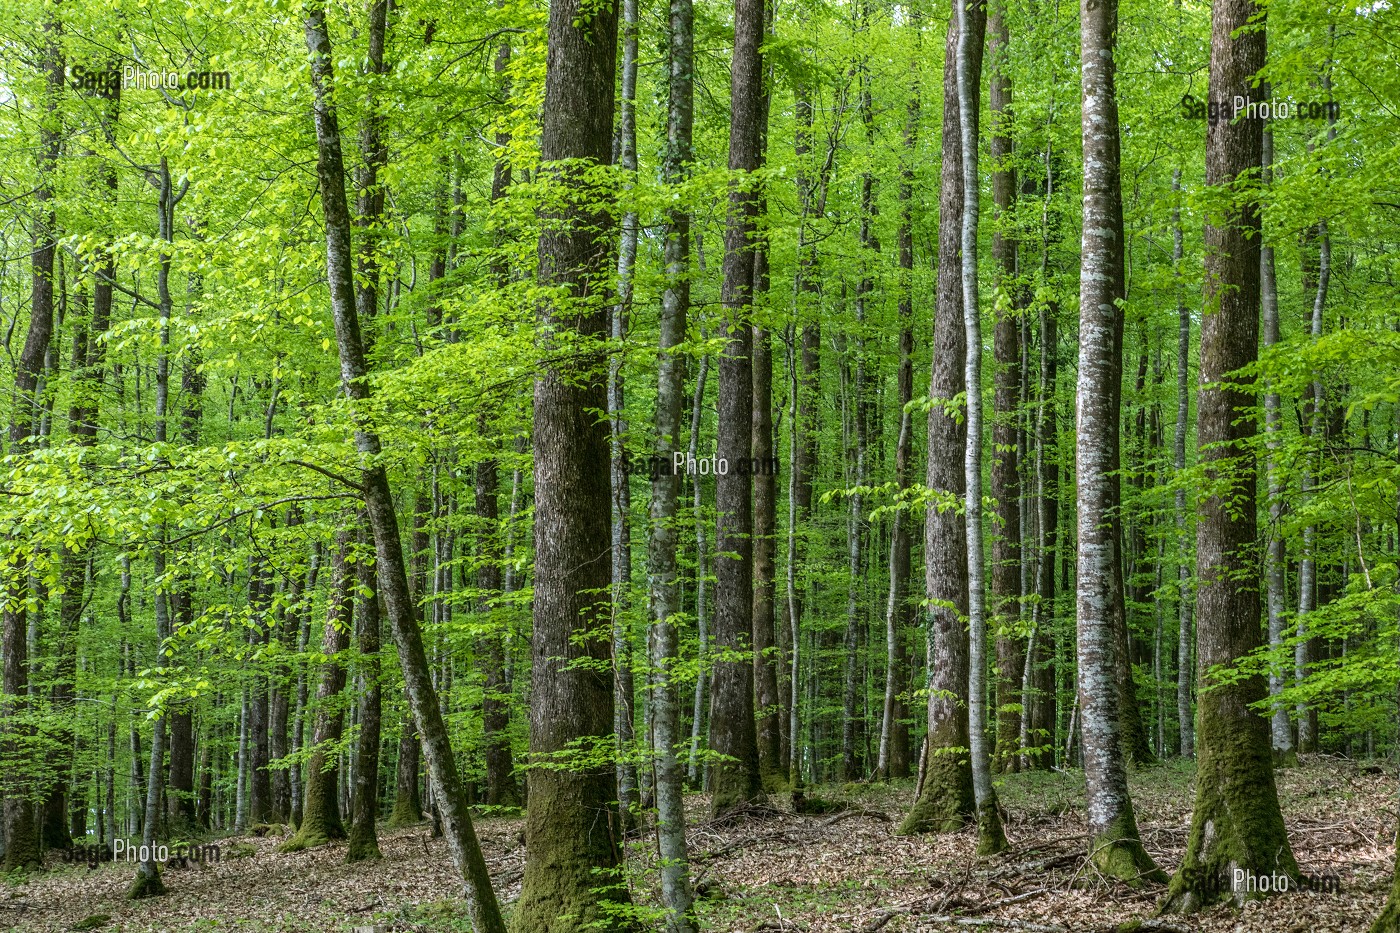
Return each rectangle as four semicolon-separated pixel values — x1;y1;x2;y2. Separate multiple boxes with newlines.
4;756;1395;932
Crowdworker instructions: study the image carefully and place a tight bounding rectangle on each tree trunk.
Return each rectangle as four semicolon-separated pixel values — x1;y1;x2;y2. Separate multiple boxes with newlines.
1260;126;1292;763
707;0;767;820
899;7;975;836
304;8;505;927
476;426;520;807
1162;0;1299;910
1;8;62;874
1171;169;1195;759
514;0;629;923
954;0;1007;856
1074;0;1163;884
346;523;383;862
647;0;700;914
282;532;352;850
988;0;1024;776
1029;294;1059;770
877;71;918;783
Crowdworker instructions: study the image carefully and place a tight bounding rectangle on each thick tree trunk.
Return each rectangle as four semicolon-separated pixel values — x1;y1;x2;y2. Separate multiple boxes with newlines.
753;321;782;788
988;0;1024;776
1161;0;1299;910
514;0;629;924
1074;0;1163;884
898;8;975;836
304;8;505;928
707;0;766;820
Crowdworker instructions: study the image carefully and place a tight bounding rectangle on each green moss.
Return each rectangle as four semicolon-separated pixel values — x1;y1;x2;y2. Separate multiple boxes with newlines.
897;746;974;835
1159;677;1297;914
125;867;166;900
975;799;1009;856
1371;852;1400;933
1088;818;1167;887
68;914;112;931
2;802;41;873
279;754;344;852
345;821;382;863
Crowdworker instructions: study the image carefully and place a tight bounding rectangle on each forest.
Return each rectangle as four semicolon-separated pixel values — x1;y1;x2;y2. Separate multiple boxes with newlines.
0;0;1398;929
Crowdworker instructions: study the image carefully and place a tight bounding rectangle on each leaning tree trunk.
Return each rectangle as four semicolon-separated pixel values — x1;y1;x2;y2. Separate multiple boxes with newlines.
304;7;505;928
898;7;975;836
707;0;767;820
1161;0;1299;911
513;0;630;924
1074;0;1163;885
954;0;1007;856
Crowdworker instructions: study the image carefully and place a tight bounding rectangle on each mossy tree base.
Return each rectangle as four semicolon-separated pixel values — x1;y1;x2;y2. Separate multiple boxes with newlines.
386;802;424;828
975;800;1009;856
1089;827;1168;888
2;800;42;873
279;760;344;853
897;750;974;836
1371;849;1400;933
345;836;382;863
126;869;166;900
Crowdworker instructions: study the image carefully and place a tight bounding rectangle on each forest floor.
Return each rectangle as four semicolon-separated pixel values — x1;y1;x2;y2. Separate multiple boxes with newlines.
4;756;1395;932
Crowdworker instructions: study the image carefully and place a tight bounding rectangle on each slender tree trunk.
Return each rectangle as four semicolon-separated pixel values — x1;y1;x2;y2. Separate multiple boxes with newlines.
686;352;709;785
954;0;1007;856
346;524;383;862
1171;169;1195;758
708;0;767;819
647;0;699;914
877;71;918;782
2;8;63;873
1260;125;1293;763
304;9;505;927
283;532;352;849
899;7;975;836
1029;293;1059;770
988;0;1024;775
477;424;520;807
514;0;629;923
1162;0;1299;909
1074;0;1163;884
611;0;641;831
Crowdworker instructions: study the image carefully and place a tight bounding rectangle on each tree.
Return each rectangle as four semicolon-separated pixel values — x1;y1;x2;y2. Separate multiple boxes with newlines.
1160;0;1298;911
513;0;629;923
898;6;975;837
707;0;767;819
1073;0;1164;884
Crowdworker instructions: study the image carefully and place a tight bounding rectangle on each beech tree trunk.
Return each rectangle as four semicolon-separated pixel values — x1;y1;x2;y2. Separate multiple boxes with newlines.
1162;0;1299;910
346;527;383;862
708;0;766;819
898;8;974;836
1074;0;1163;884
988;0;1024;776
1171;169;1194;758
646;0;700;914
514;0;629;924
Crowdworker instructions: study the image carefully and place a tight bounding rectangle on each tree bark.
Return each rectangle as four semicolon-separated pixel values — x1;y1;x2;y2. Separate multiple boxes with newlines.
647;0;700;914
1074;0;1163;884
988;0;1024;776
476;426;520;807
707;0;766;819
1171;169;1194;759
346;525;383;862
514;0;630;923
899;7;975;836
1161;0;1299;910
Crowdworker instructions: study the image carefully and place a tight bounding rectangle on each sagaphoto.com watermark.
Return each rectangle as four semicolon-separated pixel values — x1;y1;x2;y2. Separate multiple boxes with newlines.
69;65;234;97
1180;93;1340;125
61;838;221;869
